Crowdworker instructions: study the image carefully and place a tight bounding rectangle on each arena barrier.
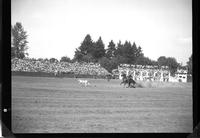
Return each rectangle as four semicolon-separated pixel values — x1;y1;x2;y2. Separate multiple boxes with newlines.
12;71;106;79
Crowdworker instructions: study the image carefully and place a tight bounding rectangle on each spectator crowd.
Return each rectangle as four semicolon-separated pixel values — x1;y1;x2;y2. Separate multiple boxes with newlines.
11;58;110;76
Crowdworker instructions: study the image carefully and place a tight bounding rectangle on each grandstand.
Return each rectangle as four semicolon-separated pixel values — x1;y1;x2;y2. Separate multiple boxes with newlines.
11;58;110;77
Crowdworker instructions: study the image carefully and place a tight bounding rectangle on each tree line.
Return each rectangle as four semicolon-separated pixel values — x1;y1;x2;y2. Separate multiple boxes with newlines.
11;22;192;75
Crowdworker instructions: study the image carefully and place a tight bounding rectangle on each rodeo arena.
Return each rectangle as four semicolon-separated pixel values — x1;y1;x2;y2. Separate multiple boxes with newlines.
11;58;192;133
12;57;190;84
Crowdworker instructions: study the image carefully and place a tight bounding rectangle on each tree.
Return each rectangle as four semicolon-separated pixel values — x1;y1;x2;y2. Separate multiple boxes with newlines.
92;37;106;61
99;57;111;72
73;49;84;62
99;57;118;73
79;34;94;55
187;54;192;75
157;56;167;66
106;40;116;59
74;34;95;62
115;55;128;64
115;40;123;57
136;56;153;65
157;56;179;75
44;58;49;62
60;56;71;62
114;41;143;64
82;54;96;63
166;57;179;75
135;45;143;59
11;22;28;59
123;41;134;64
38;58;44;61
50;58;58;63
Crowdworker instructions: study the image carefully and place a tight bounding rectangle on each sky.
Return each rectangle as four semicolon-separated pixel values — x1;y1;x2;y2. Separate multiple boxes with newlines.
11;0;192;65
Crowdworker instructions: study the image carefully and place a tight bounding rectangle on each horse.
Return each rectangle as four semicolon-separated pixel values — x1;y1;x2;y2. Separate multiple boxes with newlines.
120;74;136;88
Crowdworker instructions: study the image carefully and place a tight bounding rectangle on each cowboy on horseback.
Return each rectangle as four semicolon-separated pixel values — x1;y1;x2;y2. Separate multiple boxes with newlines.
127;74;136;88
120;74;136;88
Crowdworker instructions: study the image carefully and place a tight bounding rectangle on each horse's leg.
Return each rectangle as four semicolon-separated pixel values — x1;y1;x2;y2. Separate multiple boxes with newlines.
124;82;128;88
123;82;126;88
128;81;130;88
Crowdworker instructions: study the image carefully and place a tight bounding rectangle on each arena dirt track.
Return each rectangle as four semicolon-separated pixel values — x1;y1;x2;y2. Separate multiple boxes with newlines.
12;76;192;133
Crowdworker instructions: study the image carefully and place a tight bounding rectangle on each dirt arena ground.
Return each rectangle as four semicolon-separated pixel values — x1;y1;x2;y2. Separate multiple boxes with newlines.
12;76;193;133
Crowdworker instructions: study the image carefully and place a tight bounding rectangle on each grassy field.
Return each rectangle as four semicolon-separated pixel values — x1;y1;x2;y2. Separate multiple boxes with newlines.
12;76;193;133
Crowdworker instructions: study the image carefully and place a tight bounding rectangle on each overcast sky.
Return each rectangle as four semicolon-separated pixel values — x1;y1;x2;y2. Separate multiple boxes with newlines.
11;0;192;65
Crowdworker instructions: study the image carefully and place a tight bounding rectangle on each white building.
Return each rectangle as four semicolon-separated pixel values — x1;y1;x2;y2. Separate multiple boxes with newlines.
172;69;188;82
117;64;170;82
116;64;189;82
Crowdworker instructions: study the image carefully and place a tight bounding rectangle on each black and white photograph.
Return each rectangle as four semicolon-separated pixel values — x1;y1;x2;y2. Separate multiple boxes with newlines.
11;0;192;133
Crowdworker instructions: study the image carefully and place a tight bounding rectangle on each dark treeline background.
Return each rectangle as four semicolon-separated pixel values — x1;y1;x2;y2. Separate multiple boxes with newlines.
11;22;192;75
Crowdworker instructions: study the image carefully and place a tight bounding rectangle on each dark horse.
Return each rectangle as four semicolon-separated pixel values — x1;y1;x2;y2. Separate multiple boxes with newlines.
120;74;136;88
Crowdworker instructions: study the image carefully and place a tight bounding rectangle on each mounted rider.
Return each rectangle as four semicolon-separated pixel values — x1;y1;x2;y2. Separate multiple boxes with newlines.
121;73;136;88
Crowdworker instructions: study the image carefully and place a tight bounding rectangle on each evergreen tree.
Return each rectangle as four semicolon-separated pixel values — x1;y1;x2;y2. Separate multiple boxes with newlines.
11;22;28;59
115;40;123;56
74;34;94;61
135;45;142;59
123;41;134;64
79;34;94;55
106;40;116;59
74;48;84;62
92;37;106;61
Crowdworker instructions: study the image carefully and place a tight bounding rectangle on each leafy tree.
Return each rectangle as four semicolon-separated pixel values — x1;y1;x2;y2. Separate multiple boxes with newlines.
82;54;96;63
99;57;118;73
11;22;28;59
106;40;116;59
44;58;49;62
60;56;71;62
151;60;158;66
136;56;151;65
92;37;106;61
38;58;44;61
50;58;58;63
157;56;179;75
166;57;179;75
187;54;192;75
157;56;167;66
